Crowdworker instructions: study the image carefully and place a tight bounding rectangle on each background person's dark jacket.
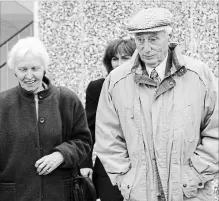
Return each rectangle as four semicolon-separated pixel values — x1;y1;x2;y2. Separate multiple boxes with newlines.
0;77;92;201
80;78;123;201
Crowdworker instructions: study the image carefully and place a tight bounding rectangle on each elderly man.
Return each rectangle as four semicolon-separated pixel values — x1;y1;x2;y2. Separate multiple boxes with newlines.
95;8;218;201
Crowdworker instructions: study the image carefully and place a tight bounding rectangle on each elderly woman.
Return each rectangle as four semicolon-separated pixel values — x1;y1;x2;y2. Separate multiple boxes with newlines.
0;37;92;201
80;38;136;201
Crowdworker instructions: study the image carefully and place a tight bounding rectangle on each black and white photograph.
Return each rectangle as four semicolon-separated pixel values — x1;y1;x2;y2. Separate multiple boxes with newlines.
0;0;218;201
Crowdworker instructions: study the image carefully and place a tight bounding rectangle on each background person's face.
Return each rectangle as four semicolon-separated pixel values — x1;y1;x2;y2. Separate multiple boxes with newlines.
135;31;169;68
111;53;132;69
14;52;45;93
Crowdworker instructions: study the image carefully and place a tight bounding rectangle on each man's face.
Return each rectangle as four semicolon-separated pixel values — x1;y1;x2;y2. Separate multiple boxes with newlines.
135;31;169;68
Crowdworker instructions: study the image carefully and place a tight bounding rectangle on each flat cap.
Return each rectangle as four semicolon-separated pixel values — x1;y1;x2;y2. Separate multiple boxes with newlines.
127;8;173;33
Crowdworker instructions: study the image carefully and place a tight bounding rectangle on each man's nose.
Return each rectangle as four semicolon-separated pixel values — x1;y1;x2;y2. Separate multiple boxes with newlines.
142;42;151;53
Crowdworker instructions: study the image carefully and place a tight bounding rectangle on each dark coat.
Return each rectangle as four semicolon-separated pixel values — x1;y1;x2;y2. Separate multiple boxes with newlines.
81;78;123;201
0;77;92;201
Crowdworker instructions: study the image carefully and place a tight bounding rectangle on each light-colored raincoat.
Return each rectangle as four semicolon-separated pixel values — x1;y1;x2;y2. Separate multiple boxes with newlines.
95;45;218;201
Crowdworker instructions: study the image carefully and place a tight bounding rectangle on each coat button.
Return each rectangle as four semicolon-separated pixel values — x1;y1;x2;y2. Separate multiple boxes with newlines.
199;182;203;186
183;184;187;187
39;118;45;123
127;185;130;189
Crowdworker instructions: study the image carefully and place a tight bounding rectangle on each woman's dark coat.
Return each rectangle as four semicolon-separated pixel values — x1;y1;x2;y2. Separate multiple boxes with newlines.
80;78;123;201
0;77;92;201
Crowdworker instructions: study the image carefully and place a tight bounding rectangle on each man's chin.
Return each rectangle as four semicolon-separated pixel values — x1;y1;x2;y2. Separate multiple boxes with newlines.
144;61;158;68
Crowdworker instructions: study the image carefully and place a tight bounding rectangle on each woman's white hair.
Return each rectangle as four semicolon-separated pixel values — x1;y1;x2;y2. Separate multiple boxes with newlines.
7;37;50;70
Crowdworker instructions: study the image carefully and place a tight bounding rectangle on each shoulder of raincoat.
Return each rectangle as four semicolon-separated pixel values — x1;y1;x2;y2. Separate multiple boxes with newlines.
95;47;218;201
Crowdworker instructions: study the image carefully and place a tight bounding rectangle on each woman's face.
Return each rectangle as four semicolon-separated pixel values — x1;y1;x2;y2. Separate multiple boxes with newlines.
111;53;132;69
14;52;45;93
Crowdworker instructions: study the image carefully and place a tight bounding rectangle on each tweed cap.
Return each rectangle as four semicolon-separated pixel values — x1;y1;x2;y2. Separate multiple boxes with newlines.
127;8;173;33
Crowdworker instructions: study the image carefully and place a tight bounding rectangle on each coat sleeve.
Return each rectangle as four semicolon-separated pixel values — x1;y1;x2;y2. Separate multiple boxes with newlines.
54;89;92;168
190;66;219;182
94;75;131;186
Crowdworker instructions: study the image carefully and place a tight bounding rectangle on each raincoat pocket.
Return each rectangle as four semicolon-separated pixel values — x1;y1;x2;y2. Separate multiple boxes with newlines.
182;165;204;199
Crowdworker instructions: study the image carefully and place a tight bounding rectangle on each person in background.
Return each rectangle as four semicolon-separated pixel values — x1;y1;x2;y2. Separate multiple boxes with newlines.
0;37;92;201
94;8;218;201
80;38;136;201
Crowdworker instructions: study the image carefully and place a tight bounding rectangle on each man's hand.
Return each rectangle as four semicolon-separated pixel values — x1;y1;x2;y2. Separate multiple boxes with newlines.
80;168;93;180
35;151;64;175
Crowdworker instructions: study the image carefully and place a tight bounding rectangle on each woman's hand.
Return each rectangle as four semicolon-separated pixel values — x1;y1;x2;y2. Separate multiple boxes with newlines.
80;168;93;180
35;151;64;175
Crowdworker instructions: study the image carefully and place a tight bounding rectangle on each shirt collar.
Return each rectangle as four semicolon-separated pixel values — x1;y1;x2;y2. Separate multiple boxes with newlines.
146;54;168;81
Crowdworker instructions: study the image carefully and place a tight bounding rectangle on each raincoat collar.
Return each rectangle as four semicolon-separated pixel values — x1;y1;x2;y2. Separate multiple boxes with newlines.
132;43;187;84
